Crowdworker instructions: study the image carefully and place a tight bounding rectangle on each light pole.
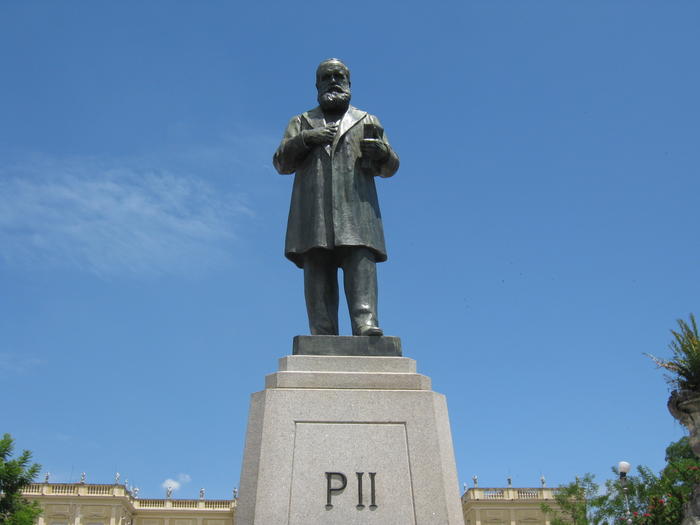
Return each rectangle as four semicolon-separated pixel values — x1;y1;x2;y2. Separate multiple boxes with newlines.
618;461;633;524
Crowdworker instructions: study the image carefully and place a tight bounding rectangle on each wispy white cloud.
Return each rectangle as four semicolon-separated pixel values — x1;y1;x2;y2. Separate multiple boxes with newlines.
162;473;191;493
0;155;252;277
0;353;47;373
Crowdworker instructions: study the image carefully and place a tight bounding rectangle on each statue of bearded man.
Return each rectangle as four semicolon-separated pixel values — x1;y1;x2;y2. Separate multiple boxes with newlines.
273;58;399;336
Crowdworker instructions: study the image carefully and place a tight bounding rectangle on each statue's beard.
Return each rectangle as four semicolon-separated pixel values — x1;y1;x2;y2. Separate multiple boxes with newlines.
318;89;351;112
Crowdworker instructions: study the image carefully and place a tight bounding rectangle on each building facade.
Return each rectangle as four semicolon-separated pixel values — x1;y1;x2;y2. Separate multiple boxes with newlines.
462;486;561;525
22;483;234;525
23;481;562;525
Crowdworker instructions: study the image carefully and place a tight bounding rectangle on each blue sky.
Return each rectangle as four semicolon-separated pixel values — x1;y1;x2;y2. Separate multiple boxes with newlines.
1;0;698;500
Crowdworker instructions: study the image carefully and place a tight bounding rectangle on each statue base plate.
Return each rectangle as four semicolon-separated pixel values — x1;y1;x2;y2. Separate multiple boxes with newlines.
292;335;402;356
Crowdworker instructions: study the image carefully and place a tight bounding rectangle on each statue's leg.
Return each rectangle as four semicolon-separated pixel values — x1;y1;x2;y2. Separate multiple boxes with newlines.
341;247;382;336
303;249;339;335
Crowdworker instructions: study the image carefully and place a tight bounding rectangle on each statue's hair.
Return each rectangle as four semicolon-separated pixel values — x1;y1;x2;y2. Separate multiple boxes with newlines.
316;58;350;82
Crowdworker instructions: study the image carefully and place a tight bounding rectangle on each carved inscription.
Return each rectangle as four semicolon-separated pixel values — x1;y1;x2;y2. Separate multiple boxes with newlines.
325;472;377;510
325;472;347;509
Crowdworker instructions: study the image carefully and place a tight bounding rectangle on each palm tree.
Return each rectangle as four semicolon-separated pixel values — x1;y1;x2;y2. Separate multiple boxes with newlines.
647;314;700;392
648;314;700;525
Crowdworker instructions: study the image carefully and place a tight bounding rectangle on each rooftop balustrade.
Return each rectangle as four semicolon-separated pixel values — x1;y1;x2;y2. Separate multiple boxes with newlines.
22;483;236;511
463;487;559;501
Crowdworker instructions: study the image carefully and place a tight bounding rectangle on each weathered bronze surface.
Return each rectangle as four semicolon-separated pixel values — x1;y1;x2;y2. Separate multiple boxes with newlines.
273;59;399;337
292;335;402;357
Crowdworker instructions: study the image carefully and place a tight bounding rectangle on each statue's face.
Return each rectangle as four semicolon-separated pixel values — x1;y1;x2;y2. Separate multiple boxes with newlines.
316;63;350;96
316;63;351;112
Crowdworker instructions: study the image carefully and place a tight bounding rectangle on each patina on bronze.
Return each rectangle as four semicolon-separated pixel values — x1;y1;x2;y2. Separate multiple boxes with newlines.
273;59;399;337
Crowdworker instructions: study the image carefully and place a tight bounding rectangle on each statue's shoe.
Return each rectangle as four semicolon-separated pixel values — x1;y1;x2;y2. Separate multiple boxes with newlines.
358;325;383;336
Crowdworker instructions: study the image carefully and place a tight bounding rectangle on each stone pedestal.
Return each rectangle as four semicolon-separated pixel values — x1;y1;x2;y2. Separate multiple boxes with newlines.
237;340;465;525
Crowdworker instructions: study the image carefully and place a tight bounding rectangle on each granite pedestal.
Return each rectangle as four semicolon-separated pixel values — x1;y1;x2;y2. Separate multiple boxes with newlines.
237;338;464;525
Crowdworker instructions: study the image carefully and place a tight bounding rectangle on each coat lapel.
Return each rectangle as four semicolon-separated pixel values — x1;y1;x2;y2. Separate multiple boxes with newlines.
302;107;325;129
332;106;367;155
301;107;331;156
301;106;367;157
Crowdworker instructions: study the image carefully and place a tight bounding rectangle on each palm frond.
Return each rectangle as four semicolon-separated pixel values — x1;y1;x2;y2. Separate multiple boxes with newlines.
647;314;700;391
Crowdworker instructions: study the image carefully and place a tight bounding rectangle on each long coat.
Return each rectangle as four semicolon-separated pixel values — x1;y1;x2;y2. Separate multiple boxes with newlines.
273;105;399;268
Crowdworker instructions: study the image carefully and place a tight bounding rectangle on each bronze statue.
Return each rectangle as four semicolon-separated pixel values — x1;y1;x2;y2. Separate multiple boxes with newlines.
273;58;399;336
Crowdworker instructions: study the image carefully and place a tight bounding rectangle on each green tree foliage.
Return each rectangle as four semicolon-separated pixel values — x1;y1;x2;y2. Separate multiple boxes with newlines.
0;434;42;525
646;313;700;392
542;438;700;524
541;473;606;524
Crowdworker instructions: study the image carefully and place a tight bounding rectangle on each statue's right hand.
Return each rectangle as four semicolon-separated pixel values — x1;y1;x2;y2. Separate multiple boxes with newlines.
302;123;338;146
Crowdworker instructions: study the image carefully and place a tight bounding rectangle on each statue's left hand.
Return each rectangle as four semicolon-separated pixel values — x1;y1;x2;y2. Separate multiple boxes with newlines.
360;139;389;161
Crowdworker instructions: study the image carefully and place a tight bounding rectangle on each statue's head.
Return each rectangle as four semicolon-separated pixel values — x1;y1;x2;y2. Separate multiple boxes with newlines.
316;58;351;112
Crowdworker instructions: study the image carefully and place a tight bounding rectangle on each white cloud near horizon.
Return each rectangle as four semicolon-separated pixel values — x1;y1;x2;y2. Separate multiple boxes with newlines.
162;473;192;493
0;156;252;277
